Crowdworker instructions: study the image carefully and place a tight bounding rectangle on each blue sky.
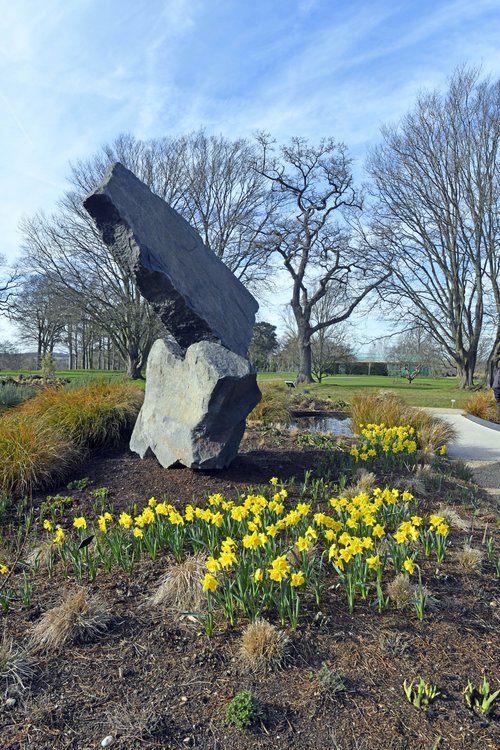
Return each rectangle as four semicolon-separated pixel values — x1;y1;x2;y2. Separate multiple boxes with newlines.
1;0;500;341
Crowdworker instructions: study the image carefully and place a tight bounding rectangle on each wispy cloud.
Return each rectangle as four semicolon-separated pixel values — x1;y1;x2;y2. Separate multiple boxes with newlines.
1;0;499;338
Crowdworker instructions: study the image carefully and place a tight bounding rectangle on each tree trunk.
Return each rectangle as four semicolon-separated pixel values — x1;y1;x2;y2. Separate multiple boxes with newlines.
126;352;143;380
297;339;313;383
458;360;475;388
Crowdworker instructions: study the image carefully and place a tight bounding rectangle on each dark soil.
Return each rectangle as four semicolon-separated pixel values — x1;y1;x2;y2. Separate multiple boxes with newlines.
1;429;499;750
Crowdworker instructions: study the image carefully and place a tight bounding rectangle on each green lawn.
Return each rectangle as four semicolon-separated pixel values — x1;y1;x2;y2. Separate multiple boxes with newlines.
0;368;477;408
257;373;475;408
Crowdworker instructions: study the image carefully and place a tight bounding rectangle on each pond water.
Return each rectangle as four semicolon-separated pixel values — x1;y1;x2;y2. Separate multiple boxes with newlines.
290;414;353;437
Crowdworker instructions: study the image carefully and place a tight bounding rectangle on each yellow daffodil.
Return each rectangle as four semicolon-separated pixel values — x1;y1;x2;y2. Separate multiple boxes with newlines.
218;551;238;569
0;564;8;575
268;555;290;582
403;558;415;575
97;515;108;533
296;536;311;552
133;527;143;538
206;556;220;573
231;505;248;521
202;573;218;591
53;526;64;545
73;516;87;530
291;571;305;587
119;512;133;528
43;519;52;531
366;554;381;570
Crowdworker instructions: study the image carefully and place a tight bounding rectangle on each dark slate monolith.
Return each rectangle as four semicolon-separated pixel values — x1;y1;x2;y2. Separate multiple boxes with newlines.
84;162;258;357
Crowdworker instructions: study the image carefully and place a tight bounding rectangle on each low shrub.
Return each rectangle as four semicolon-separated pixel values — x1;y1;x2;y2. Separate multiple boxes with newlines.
19;380;143;450
465;390;499;423
0;414;78;497
0;383;37;408
222;689;264;730
248;381;291;426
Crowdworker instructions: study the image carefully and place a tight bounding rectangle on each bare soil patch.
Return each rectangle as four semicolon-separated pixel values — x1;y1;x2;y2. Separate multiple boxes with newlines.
1;429;499;750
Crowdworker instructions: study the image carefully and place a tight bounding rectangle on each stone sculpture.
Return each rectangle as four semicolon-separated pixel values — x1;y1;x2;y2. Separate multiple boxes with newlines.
84;162;261;469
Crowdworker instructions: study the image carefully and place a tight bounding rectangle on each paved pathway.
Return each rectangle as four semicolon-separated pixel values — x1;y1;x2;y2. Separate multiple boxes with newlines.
432;409;500;500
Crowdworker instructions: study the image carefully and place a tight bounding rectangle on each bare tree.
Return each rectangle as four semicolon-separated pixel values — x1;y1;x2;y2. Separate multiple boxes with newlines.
368;67;500;388
0;253;20;313
257;135;389;382
9;275;67;367
19;204;163;379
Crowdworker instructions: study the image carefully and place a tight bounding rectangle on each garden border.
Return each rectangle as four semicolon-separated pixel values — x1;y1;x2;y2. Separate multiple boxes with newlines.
465;414;500;432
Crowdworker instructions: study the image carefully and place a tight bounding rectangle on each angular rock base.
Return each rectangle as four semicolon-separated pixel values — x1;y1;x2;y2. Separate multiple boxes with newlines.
130;339;261;470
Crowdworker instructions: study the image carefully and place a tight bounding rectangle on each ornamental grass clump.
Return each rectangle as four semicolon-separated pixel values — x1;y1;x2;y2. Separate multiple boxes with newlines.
18;380;143;450
0;413;78;496
238;619;290;673
350;391;456;449
247;381;291;426
465;390;499;423
350;391;408;433
30;588;112;651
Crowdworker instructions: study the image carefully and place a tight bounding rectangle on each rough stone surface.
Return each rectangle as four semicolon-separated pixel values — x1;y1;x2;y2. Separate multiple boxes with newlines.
84;162;258;357
130;338;261;469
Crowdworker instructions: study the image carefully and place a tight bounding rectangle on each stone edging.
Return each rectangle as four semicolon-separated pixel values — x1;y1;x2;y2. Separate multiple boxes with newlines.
465;414;500;432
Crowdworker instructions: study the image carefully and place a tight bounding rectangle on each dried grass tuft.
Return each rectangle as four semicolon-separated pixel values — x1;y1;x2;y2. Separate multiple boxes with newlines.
438;504;469;531
150;554;206;613
106;695;164;740
30;588;112;651
0;634;35;690
27;540;55;572
456;545;484;570
387;574;415;609
238;619;290;672
343;469;377;499
414;415;456;452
